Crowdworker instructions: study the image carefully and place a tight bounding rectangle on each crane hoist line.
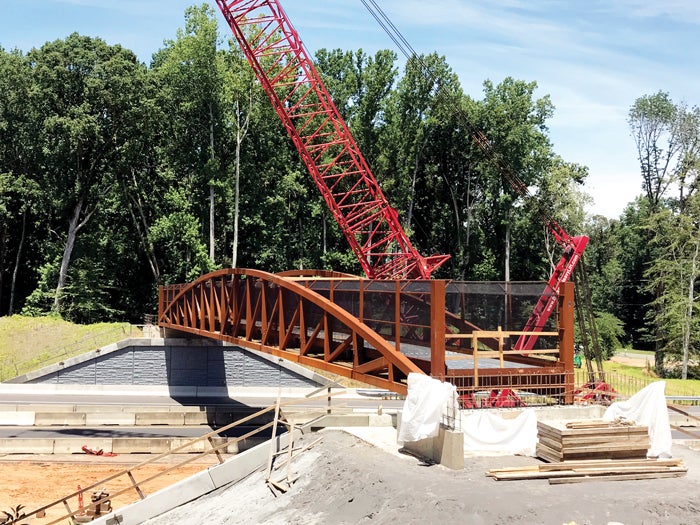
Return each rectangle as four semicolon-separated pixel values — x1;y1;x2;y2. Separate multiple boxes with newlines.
214;0;450;280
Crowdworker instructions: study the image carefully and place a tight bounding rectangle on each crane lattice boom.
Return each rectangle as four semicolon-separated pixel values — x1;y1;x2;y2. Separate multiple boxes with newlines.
215;0;449;279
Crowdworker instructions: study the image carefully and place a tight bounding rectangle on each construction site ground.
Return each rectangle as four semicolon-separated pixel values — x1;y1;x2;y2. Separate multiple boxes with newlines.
4;428;699;525
145;428;700;525
0;453;225;523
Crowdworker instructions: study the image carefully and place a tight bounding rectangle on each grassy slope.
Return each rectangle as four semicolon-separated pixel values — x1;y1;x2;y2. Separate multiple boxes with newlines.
0;315;134;381
603;361;700;397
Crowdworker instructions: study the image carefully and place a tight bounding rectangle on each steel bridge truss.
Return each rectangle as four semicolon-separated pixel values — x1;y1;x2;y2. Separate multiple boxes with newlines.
159;269;425;393
159;269;575;398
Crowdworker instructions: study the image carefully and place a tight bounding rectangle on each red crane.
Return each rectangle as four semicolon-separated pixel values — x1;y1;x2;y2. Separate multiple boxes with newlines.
214;0;449;279
216;0;588;352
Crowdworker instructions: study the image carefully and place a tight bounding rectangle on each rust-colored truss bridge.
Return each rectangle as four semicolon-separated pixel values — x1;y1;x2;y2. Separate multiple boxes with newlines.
158;269;575;399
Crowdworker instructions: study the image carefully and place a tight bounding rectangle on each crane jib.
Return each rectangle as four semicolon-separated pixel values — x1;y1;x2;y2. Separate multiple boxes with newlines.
214;0;449;279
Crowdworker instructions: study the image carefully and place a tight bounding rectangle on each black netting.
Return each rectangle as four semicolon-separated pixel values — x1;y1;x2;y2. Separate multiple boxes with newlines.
446;281;555;332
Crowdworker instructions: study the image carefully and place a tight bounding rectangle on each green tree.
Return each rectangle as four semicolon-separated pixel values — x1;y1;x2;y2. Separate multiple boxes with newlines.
628;93;700;372
26;34;149;316
472;77;555;281
152;4;224;265
646;194;700;379
629;92;700;212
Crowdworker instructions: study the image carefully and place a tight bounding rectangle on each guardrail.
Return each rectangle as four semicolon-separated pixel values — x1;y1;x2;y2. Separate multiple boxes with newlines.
445;328;561;388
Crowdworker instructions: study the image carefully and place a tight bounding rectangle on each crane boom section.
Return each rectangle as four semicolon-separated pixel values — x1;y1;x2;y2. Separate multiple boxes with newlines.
514;234;588;351
215;0;449;279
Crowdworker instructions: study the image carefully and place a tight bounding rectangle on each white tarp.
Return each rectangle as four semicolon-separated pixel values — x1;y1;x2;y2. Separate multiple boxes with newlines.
397;373;457;444
603;380;672;458
461;409;538;456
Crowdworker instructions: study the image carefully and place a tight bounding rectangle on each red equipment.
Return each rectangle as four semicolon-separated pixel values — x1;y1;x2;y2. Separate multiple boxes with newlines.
216;1;587;356
514;225;588;351
214;0;449;279
472;131;589;351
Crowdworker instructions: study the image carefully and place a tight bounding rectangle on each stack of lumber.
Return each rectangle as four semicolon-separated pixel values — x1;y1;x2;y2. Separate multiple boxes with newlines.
537;419;650;463
487;458;687;484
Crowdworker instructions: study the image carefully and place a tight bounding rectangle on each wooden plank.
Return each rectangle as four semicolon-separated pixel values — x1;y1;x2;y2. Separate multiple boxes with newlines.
537;436;648;451
538;424;648;438
539;458;682;471
548;470;687;485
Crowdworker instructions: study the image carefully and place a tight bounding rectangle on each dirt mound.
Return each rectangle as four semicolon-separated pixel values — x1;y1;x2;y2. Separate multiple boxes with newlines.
142;429;700;525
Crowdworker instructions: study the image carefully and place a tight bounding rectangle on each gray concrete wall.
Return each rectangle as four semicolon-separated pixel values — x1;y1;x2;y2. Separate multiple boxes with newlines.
12;338;329;388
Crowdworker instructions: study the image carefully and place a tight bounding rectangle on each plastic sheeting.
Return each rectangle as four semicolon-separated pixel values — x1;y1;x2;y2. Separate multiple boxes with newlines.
461;409;538;456
604;380;672;458
397;373;457;444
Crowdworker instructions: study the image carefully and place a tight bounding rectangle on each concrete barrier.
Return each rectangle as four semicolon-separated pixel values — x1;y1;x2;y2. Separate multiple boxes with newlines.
34;412;86;426
86;413;136;426
53;438;113;455
0;411;35;425
402;426;465;470
135;412;185;426
0;438;54;454
113;438;172;454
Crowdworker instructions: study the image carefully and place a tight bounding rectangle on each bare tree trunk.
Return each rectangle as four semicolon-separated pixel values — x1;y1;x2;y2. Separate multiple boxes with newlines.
209;103;216;263
322;214;327;255
125;170;160;282
54;198;83;312
504;217;511;283
8;209;27;315
682;242;699;380
504;216;511;329
232;95;251;269
209;184;215;262
407;139;426;232
0;223;6;314
232;128;241;269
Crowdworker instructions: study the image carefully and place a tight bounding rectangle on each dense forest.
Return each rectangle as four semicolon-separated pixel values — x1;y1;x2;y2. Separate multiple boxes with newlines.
0;5;698;378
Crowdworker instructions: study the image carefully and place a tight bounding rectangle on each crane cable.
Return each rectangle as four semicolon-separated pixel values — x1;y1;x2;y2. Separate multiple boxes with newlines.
359;0;566;238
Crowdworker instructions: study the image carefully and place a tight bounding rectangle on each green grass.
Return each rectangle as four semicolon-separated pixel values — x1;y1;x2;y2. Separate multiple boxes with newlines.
575;356;700;398
0;315;136;381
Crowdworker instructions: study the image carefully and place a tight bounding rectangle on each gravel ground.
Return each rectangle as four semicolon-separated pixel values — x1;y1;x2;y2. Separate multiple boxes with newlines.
142;429;700;525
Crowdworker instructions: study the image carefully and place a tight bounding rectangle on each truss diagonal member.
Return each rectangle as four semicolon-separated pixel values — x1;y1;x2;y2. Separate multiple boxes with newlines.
159;269;425;393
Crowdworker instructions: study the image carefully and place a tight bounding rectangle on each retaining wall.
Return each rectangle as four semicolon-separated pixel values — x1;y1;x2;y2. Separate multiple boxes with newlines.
9;338;330;388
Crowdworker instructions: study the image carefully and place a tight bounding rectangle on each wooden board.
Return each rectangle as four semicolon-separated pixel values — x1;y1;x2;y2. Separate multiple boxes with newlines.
487;458;687;483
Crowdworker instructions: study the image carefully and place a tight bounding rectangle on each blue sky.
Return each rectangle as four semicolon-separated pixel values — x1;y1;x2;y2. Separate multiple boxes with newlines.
2;0;699;219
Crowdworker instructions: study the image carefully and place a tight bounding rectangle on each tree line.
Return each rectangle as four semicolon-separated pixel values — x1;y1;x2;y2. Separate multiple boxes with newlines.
0;5;698;378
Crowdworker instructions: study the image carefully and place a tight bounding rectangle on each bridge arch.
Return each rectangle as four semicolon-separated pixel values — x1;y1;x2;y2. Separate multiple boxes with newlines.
158;268;423;394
